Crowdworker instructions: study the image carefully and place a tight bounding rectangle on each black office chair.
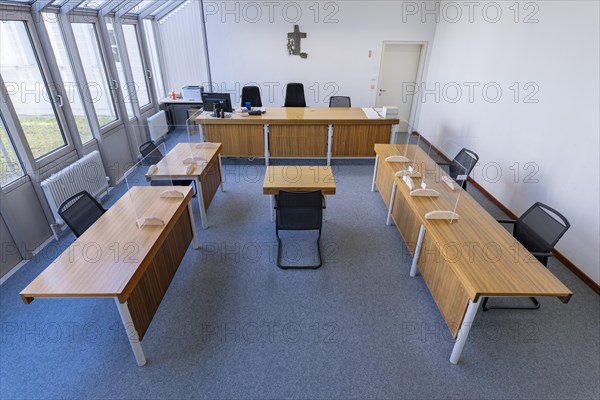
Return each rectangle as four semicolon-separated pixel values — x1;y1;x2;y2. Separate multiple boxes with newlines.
58;191;106;238
241;85;263;108
284;83;306;107
329;96;351;108
439;148;479;191
482;202;571;311
275;190;325;269
138;140;197;196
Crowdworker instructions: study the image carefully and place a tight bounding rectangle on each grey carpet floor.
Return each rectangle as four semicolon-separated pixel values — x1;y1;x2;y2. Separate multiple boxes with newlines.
0;130;598;399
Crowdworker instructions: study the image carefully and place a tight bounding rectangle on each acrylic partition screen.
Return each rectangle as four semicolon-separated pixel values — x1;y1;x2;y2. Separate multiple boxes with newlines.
428;158;468;224
123;142;173;228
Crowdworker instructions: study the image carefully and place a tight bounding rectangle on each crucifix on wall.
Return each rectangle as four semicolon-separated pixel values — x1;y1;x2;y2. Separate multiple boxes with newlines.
287;25;307;59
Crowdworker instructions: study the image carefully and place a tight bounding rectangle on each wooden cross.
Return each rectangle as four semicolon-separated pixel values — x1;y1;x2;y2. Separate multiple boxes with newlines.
287;25;307;59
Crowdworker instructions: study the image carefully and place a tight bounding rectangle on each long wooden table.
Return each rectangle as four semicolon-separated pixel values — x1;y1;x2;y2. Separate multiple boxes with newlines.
20;186;199;366
372;144;572;364
195;107;401;165
147;142;223;229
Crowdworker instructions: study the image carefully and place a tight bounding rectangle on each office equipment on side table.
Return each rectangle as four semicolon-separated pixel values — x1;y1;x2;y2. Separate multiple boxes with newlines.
182;85;203;101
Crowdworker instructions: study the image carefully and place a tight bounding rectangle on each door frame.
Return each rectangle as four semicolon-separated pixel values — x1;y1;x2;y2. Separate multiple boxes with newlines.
376;41;428;132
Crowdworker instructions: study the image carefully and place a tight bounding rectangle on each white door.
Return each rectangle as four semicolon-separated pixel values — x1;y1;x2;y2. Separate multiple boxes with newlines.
376;43;423;123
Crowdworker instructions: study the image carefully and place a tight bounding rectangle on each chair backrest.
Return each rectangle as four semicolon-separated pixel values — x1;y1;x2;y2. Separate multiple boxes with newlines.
58;191;106;237
514;202;570;261
139;140;163;165
241;85;263;107
329;96;351;108
449;148;479;182
284;83;306;107
276;190;323;230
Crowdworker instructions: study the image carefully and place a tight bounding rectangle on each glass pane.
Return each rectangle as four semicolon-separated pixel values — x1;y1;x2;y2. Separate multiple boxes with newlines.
105;18;134;118
143;19;165;99
43;15;94;143
123;24;151;107
0;21;67;159
71;22;118;127
0;116;25;187
79;0;110;9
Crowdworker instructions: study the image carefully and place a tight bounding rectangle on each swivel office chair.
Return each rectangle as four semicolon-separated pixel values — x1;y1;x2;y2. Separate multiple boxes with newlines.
482;202;571;311
241;85;263;108
329;96;351;108
275;190;325;269
58;191;106;237
439;148;479;191
284;83;306;107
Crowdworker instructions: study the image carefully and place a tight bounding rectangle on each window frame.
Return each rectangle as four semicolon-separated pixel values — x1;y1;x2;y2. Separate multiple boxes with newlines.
121;20;153;113
0;12;76;168
69;13;122;134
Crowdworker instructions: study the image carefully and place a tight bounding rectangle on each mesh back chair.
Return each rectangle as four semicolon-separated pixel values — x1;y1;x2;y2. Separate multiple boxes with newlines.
241;85;263;108
58;191;106;238
275;190;325;269
329;96;351;108
439;148;479;191
284;83;306;107
138;140;197;195
482;202;570;311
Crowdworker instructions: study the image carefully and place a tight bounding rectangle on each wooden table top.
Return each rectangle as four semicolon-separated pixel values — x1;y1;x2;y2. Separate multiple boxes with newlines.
148;142;222;179
375;144;572;302
263;166;337;195
20;186;193;304
195;107;400;125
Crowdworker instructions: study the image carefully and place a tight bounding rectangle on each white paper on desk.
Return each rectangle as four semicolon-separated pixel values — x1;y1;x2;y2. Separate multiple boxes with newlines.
362;108;381;119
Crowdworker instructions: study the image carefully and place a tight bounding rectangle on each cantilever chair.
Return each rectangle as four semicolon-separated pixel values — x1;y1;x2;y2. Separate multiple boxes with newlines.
275;190;325;270
138;140;197;196
58;191;106;238
482;202;571;311
284;83;306;107
329;96;351;108
439;148;479;191
241;85;263;108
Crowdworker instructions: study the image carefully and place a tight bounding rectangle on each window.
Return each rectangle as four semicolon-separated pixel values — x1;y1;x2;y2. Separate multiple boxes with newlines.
43;14;94;143
105;18;134;118
143;19;165;99
71;22;118;127
122;24;151;108
0;21;67;159
0;116;25;187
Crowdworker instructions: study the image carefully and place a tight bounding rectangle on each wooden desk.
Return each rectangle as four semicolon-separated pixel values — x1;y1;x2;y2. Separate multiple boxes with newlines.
372;144;572;364
147;142;223;229
263;166;336;221
195;108;401;165
20;186;199;366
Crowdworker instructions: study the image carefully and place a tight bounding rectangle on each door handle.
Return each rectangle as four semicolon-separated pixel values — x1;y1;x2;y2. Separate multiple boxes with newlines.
55;94;64;108
146;69;152;79
111;79;119;90
379;89;387;92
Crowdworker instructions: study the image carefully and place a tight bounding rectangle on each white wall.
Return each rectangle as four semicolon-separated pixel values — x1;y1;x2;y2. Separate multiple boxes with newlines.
160;0;438;108
418;1;600;284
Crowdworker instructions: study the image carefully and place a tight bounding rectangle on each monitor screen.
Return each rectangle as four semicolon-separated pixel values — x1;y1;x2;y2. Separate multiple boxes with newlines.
201;92;233;112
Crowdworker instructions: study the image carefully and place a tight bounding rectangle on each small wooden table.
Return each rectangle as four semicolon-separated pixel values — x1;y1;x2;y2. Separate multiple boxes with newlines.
263;166;336;221
147;142;223;229
20;186;199;366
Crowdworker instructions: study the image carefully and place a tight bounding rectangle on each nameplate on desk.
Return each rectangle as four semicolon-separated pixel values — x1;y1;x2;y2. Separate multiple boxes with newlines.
425;210;460;221
410;188;440;197
402;175;415;190
160;190;184;199
183;157;207;165
137;217;165;228
186;164;195;175
396;170;421;178
442;176;458;191
385;155;409;163
147;165;158;175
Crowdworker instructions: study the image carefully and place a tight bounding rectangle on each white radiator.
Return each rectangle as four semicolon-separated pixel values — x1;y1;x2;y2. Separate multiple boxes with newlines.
41;150;110;227
148;110;169;142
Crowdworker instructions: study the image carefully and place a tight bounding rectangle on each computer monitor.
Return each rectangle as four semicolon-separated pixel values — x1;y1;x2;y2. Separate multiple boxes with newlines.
201;92;233;112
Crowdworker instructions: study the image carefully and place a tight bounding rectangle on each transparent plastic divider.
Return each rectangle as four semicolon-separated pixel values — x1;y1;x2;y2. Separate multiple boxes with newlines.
396;134;421;190
410;140;441;199
426;159;468;223
186;111;219;170
124;142;175;228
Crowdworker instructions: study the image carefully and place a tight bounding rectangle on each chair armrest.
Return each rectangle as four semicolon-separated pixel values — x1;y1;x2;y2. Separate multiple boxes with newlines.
497;219;517;225
530;251;554;258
